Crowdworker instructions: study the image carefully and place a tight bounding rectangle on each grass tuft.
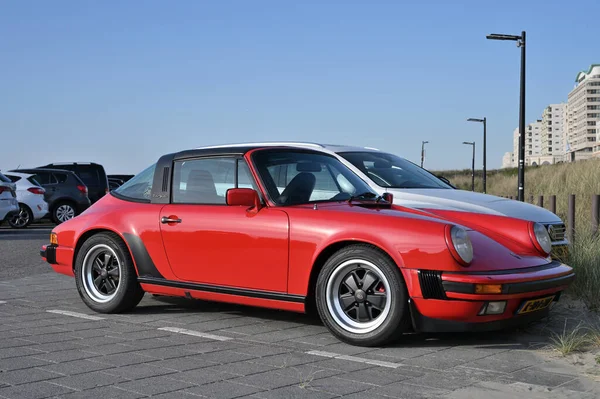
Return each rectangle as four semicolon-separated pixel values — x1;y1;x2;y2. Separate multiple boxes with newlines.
549;320;591;356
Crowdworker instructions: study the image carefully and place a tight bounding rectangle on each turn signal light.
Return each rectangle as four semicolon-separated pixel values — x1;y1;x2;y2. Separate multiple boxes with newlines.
50;233;58;245
474;284;502;294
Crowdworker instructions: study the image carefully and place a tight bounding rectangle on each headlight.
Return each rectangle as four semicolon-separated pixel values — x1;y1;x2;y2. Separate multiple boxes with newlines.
532;222;552;255
447;225;473;265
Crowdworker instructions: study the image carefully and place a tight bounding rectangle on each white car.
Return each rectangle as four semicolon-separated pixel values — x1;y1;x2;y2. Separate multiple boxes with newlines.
2;172;49;228
0;172;19;225
197;142;568;256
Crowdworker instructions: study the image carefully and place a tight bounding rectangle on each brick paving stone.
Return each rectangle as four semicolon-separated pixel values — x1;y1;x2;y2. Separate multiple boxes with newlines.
0;347;45;360
39;359;115;376
462;350;539;374
230;370;305;390
336;367;415;386
307;376;374;396
146;355;220;372
251;386;338;399
372;381;452;398
0;381;75;399
56;386;145;399
209;361;277;377
0;355;52;372
251;352;323;368
185;380;265;398
0;367;63;385
168;368;238;385
103;363;178;380
88;352;157;367
48;370;129;391
507;367;576;387
33;349;100;363
116;375;195;396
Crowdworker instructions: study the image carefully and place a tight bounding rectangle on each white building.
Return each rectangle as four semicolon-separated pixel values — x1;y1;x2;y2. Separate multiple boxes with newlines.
501;151;514;168
565;64;600;161
540;103;566;162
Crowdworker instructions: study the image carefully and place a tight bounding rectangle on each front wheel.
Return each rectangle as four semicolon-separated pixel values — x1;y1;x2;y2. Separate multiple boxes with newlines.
315;244;410;346
74;232;144;313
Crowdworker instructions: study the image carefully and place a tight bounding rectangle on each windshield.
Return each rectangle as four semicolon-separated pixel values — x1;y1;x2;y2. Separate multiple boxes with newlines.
252;149;377;206
339;151;452;189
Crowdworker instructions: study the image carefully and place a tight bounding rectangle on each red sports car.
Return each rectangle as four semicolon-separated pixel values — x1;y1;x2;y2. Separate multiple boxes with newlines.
41;146;575;346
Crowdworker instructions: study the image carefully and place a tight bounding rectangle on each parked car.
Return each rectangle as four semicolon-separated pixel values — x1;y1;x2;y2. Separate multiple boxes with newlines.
38;162;109;204
2;172;49;228
108;174;134;183
0;172;19;225
197;142;569;259
108;180;121;191
10;168;91;224
41;145;574;347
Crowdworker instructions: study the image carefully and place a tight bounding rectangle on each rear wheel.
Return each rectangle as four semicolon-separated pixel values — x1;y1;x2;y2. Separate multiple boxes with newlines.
8;204;33;229
315;244;410;346
74;232;144;313
52;201;77;224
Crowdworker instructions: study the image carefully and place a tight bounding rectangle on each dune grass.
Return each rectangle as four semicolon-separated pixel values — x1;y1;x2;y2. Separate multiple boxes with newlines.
434;158;600;310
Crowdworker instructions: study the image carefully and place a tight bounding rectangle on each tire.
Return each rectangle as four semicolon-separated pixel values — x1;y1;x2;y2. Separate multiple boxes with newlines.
52;201;77;224
8;204;33;229
315;244;410;346
74;232;144;313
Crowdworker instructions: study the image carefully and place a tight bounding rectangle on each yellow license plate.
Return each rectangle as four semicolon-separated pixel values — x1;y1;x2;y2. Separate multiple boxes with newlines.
551;245;569;261
516;295;556;315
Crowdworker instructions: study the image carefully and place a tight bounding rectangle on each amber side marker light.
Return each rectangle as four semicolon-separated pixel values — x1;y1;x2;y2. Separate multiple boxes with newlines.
474;284;502;294
50;233;58;245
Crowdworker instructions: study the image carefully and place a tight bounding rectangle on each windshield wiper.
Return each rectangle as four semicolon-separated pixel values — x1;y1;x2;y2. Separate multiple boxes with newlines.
348;192;382;203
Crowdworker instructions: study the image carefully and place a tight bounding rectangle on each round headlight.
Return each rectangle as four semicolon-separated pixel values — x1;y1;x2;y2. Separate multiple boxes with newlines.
533;222;552;254
450;225;473;264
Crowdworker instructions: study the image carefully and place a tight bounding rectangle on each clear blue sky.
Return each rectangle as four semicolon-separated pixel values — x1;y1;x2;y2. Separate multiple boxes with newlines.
1;0;598;174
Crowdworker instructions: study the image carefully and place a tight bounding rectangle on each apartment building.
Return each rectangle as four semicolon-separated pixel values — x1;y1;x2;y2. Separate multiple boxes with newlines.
501;151;514;168
540;103;566;162
505;121;547;168
565;64;600;161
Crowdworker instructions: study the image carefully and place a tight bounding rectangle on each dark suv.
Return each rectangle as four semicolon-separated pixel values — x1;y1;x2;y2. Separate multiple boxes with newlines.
39;162;109;204
9;168;91;224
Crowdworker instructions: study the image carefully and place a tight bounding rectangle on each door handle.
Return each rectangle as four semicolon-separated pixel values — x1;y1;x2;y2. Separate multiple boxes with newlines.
161;216;182;224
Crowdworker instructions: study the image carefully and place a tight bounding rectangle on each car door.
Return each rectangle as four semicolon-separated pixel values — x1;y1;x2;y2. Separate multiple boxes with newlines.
159;156;290;292
32;171;58;203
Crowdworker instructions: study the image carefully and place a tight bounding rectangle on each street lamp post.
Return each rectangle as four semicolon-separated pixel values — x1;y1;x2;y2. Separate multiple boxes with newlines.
467;117;487;193
463;141;475;192
486;31;526;201
420;141;429;168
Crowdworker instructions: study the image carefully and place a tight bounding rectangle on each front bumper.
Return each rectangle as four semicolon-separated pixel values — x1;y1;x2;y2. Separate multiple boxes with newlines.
410;261;574;332
40;244;57;264
409;296;557;333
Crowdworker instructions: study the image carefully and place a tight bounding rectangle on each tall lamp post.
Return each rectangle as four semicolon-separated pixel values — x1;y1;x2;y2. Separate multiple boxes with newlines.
420;141;429;168
463;141;475;192
467;117;487;193
486;31;526;201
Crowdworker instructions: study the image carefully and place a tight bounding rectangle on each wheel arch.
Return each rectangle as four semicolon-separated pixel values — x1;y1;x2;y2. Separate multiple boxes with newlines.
72;228;136;274
305;239;403;315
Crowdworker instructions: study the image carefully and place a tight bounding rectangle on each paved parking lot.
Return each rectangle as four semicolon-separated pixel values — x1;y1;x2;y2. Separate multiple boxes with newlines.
0;228;599;398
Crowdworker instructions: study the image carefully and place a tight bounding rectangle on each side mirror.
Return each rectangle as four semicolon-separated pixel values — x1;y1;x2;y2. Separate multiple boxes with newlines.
382;192;394;203
226;188;261;211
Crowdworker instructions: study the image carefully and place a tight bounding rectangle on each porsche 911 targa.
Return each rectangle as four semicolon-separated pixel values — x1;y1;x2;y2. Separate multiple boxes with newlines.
41;145;575;346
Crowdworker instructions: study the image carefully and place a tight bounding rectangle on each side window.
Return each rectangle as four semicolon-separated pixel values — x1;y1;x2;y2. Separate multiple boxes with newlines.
172;158;236;204
270;162;340;201
54;173;68;184
6;175;21;183
35;172;52;185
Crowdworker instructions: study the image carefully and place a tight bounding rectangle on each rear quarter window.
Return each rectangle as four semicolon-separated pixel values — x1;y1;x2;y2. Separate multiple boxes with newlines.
54;173;68;184
113;163;156;202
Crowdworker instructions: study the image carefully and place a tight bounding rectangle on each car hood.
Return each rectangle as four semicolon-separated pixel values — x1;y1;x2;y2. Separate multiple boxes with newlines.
386;188;561;223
